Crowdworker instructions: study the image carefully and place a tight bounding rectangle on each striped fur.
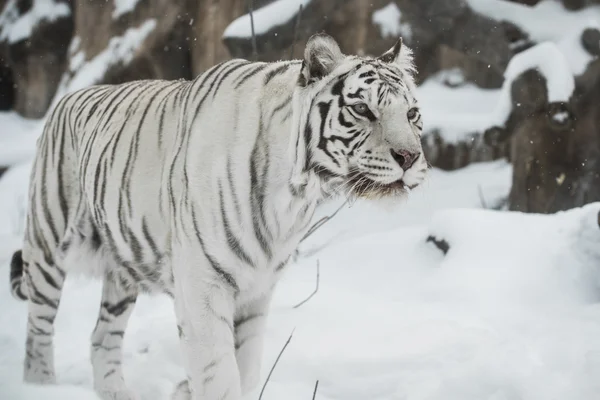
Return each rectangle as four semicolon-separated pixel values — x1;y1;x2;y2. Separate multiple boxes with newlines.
10;34;427;400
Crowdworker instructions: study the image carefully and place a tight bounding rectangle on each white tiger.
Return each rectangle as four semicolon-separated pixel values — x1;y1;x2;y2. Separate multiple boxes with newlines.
9;33;427;399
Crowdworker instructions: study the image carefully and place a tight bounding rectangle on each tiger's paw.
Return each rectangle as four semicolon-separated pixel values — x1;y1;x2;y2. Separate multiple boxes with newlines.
96;388;139;400
171;380;191;400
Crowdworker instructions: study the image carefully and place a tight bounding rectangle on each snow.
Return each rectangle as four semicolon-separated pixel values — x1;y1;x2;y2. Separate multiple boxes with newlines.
223;0;309;39
466;0;600;44
0;0;70;44
417;74;501;143
556;22;600;76
113;0;141;19
552;111;569;123
0;113;43;167
372;2;413;41
2;137;600;399
489;42;574;127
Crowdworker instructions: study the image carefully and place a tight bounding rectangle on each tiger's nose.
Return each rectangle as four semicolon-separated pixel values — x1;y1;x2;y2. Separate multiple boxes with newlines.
391;149;419;171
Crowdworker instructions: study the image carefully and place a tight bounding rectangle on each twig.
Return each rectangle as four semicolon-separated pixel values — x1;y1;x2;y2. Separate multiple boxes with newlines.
312;380;320;400
477;184;488;209
293;260;320;309
289;4;303;60
300;200;348;243
258;329;295;400
248;0;258;60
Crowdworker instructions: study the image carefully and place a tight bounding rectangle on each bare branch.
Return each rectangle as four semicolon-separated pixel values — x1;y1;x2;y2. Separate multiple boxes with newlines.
258;329;295;400
311;380;320;400
293;260;320;309
248;0;258;60
289;4;303;60
300;200;348;243
477;184;488;209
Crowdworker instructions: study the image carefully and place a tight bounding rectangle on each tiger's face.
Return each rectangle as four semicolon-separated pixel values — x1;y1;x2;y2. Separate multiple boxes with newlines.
298;33;428;199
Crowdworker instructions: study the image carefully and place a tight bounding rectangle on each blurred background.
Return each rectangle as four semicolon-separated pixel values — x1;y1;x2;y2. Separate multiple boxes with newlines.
0;0;599;214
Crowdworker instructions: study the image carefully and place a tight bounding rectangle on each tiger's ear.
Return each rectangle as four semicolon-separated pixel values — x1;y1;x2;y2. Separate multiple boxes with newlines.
377;38;403;64
299;33;344;86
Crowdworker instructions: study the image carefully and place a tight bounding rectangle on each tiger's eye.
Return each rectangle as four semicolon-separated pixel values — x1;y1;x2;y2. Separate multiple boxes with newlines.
352;103;369;115
407;107;418;120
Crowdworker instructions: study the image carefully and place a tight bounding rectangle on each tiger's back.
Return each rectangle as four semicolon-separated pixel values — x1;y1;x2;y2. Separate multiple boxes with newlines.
25;79;184;293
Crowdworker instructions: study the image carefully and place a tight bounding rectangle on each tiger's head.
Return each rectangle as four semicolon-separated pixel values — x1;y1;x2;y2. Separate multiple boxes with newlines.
294;33;428;199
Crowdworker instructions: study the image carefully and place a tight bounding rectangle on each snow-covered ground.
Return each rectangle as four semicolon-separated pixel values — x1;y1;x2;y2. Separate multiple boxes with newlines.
2;155;600;399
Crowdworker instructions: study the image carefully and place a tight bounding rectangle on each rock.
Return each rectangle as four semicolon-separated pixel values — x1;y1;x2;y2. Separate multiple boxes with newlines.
0;0;73;118
581;27;600;56
70;0;193;86
508;61;600;213
0;58;14;110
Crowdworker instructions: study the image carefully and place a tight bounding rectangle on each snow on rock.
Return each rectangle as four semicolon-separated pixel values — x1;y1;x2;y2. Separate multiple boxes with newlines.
0;0;70;44
56;19;157;99
420;41;577;143
372;2;413;41
466;0;600;44
113;0;141;19
223;0;309;39
556;22;600;76
466;0;600;80
490;42;574;127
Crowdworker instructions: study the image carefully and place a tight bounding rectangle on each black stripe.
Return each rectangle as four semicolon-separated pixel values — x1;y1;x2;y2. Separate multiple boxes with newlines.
193;61;242;118
141;217;160;260
203;360;217;373
219;184;254;267
91;344;121;351
212;60;250;99
227;158;242;220
168;63;225;211
234;63;267;89
56;109;69;227
34;263;61;291
359;71;376;78
123;84;167;214
235;334;257;350
191;208;239;292
347;88;363;99
103;296;136;317
316;101;341;168
234;313;264;329
249;123;272;259
39;149;60;245
271;95;292;118
27;278;59;309
338;109;353;127
264;63;291;85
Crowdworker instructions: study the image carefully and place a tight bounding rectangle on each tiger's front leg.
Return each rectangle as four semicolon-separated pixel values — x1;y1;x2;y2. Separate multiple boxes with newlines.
172;246;242;400
234;291;274;394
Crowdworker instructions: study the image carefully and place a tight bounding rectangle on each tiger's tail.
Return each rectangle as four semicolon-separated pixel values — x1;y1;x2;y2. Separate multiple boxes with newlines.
10;250;28;301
